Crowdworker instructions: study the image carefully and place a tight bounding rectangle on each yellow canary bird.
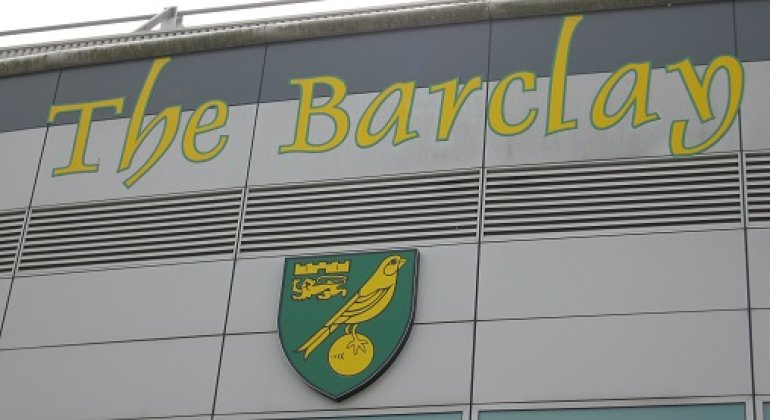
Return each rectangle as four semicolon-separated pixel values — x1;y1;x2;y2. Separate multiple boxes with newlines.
297;255;407;359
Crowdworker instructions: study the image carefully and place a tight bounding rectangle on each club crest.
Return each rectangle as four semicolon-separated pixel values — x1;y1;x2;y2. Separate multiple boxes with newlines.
278;249;419;400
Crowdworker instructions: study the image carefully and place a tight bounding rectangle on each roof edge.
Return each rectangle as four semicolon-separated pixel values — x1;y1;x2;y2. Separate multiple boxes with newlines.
0;0;720;77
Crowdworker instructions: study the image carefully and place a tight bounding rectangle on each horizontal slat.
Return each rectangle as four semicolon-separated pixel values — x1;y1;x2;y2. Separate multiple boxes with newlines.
250;187;478;209
22;236;235;261
19;246;234;272
487;190;738;208
486;173;736;193
23;229;237;254
487;196;739;215
28;204;240;228
247;219;477;243
27;211;238;238
251;171;478;197
241;229;474;253
246;200;478;222
30;190;241;217
484;182;737;201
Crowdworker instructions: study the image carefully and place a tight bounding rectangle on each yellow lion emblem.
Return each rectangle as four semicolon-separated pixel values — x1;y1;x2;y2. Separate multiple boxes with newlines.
292;275;348;301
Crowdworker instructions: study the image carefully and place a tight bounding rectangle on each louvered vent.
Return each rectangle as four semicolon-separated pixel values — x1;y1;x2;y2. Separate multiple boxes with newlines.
484;154;742;239
747;151;770;226
0;209;26;277
18;189;243;273
240;170;481;254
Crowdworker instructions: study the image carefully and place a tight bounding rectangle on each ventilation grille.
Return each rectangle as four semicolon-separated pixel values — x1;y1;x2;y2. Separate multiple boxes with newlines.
18;189;243;273
240;170;481;254
0;209;26;277
747;151;770;226
483;154;742;239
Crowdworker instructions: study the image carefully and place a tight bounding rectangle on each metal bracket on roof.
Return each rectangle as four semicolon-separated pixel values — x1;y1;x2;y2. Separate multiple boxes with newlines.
134;6;183;32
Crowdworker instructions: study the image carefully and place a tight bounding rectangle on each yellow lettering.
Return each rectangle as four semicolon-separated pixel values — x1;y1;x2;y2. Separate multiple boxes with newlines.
547;15;582;135
666;56;744;156
48;98;125;176
356;81;419;147
280;76;349;153
182;100;229;162
591;62;659;130
429;77;482;140
488;71;538;136
119;57;180;188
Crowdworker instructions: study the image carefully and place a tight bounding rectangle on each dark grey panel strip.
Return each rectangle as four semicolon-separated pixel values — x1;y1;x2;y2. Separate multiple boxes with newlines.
50;46;264;125
734;0;770;61
490;1;735;80
260;22;489;102
0;0;721;78
0;71;58;133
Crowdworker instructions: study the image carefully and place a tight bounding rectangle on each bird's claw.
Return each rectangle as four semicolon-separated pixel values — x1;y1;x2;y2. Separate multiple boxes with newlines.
346;335;370;355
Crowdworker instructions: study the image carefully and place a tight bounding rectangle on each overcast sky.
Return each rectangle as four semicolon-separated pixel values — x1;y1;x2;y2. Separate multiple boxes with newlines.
0;0;425;47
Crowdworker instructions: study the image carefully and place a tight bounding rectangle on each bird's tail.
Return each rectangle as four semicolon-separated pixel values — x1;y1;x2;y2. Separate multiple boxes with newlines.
297;324;339;359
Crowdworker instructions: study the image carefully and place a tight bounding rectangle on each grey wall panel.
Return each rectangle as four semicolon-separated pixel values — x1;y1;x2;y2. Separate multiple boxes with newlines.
473;311;752;403
0;261;231;348
0;71;58;133
227;244;477;334
749;229;770;309
52;46;264;125
0;278;9;328
735;0;770;62
0;336;220;419
490;1;734;80
250;87;485;185
485;68;740;167
753;309;770;394
478;230;747;320
215;408;466;420
261;23;488;102
739;61;770;151
0;128;46;209
215;323;473;414
34;104;255;206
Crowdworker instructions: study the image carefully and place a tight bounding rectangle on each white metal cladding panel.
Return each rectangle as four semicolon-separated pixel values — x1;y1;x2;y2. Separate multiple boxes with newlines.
0;261;232;348
478;230;747;320
473;311;752;404
739;61;770;152
0;208;25;278
0;337;221;420
215;410;466;420
215;323;473;414
752;309;770;395
483;153;742;239
748;229;770;309
747;151;770;226
226;243;477;334
484;68;740;167
240;170;481;255
34;104;256;206
18;189;242;274
0;279;9;328
250;87;486;185
0;128;45;210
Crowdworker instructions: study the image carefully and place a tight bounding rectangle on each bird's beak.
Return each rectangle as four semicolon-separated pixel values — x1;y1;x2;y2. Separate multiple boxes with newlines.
398;257;406;268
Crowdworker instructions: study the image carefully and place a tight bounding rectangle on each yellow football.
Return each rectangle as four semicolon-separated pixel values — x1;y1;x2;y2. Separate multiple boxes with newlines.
328;333;374;376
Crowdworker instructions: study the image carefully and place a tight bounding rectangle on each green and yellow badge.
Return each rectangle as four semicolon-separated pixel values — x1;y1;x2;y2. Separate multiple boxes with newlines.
278;249;419;400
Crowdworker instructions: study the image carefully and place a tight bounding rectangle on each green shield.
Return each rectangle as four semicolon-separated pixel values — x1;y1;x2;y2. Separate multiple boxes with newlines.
278;249;419;400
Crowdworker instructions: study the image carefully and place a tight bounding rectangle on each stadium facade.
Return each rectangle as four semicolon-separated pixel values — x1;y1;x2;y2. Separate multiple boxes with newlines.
0;0;768;419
